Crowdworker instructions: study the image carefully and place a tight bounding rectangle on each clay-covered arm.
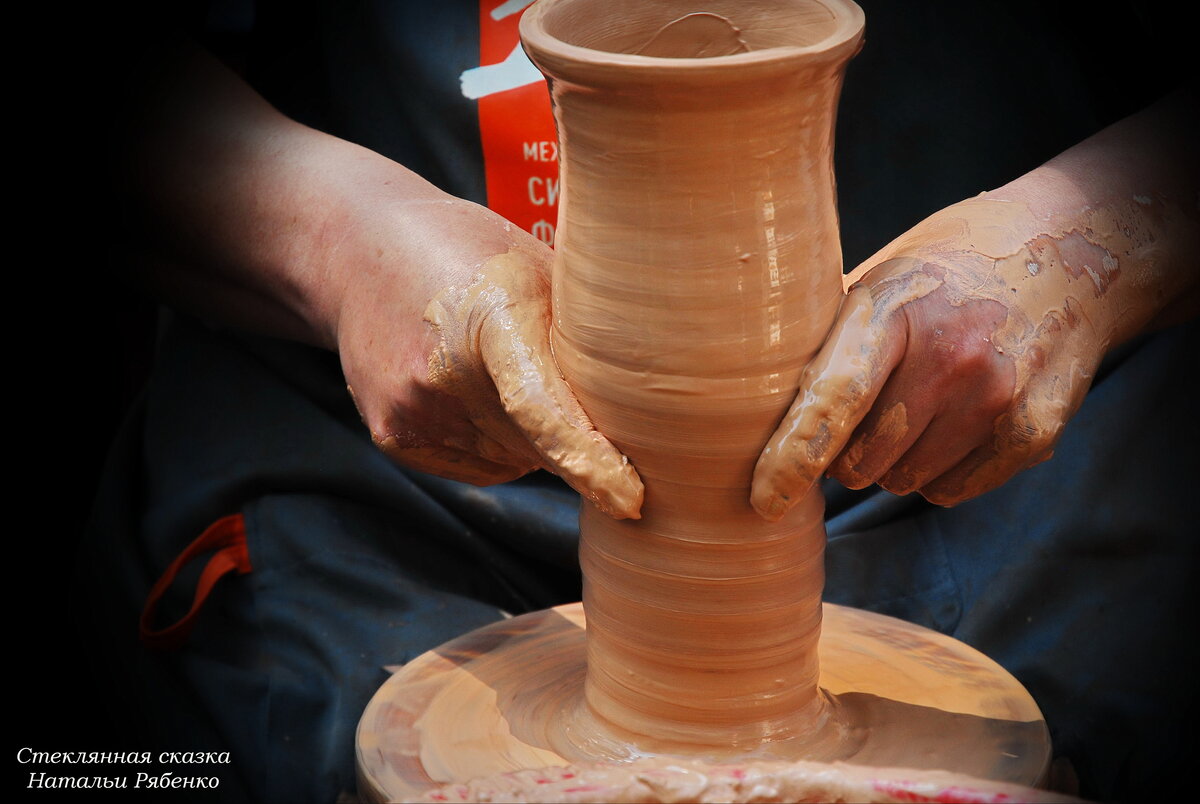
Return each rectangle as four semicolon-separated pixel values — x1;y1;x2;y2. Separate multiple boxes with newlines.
114;39;643;518
752;88;1198;517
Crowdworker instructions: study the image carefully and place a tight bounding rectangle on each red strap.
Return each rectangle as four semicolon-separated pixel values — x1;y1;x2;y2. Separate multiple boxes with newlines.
139;513;253;650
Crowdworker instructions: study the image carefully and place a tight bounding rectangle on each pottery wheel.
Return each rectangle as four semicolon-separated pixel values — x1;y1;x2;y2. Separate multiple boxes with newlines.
356;602;1050;802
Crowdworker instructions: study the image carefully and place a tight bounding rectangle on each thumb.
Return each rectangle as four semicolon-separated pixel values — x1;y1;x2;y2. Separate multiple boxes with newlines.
750;282;904;521
478;295;644;521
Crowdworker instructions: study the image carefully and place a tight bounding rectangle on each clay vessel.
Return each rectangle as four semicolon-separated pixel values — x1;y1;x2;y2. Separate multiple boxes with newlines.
521;0;865;749
357;7;1052;791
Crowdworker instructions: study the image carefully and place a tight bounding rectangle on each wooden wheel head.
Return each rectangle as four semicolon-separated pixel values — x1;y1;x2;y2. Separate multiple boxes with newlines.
356;602;1049;802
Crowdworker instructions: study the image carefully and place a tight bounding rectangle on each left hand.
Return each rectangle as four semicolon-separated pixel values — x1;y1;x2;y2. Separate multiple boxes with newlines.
328;193;644;519
749;189;1164;517
751;89;1200;520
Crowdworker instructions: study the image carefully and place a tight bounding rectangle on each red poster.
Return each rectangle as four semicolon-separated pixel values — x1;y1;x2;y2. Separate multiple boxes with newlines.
467;0;560;245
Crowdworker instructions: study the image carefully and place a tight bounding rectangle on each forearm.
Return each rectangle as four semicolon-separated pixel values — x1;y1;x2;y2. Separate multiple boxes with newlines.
857;89;1199;354
1004;88;1199;340
110;34;643;511
115;39;452;350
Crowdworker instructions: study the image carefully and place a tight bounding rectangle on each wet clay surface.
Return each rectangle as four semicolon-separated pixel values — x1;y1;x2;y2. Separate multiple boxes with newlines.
523;0;863;746
356;604;1051;801
406;759;1083;804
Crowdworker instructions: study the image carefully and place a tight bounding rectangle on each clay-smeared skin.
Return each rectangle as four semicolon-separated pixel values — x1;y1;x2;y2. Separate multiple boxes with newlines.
522;0;865;748
753;90;1200;516
407;758;1084;804
420;246;643;518
329;195;643;519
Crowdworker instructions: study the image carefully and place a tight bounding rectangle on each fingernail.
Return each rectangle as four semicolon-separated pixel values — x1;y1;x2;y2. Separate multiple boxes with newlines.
757;494;789;522
600;471;644;520
879;468;914;496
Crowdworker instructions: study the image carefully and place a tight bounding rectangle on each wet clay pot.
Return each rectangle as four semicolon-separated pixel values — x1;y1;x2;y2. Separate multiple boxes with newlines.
356;6;1053;797
521;0;864;748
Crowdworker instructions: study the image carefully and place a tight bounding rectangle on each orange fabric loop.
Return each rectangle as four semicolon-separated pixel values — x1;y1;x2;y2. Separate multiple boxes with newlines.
139;513;253;650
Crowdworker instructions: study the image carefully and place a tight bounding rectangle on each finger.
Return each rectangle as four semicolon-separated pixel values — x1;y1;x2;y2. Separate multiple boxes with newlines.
376;441;534;486
365;374;541;474
479;308;644;521
827;392;931;491
917;392;1063;506
422;312;546;468
874;409;994;495
457;430;540;470
876;365;1019;496
831;292;1016;492
750;285;906;521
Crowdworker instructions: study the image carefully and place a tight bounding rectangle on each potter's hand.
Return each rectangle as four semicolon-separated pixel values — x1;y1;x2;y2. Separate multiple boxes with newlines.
752;90;1198;518
752;207;1100;513
116;41;643;519
336;198;643;518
